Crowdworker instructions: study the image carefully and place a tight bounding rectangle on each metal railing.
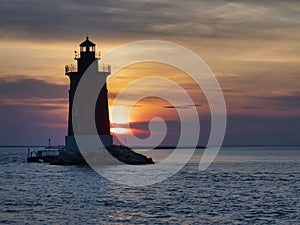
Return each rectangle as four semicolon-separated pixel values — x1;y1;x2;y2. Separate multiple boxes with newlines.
65;63;111;74
65;64;76;74
99;63;111;73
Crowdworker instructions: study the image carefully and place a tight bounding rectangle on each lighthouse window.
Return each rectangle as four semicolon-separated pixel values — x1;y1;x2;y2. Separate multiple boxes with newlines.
81;47;86;52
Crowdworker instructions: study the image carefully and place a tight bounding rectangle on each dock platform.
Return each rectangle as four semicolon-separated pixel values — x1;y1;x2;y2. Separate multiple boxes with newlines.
27;147;64;163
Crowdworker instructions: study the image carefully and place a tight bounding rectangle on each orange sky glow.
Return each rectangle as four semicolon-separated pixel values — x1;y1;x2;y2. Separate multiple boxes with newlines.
0;0;299;145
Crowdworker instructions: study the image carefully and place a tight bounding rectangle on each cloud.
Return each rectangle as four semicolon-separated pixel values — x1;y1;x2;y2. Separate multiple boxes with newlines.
0;0;299;147
215;72;241;77
1;0;300;43
0;103;66;145
263;93;300;109
0;76;68;108
0;76;68;145
113;113;300;146
163;104;201;109
0;76;68;99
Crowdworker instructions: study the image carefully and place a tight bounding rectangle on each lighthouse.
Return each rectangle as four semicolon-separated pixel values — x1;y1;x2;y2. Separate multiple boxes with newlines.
47;36;154;165
65;36;112;153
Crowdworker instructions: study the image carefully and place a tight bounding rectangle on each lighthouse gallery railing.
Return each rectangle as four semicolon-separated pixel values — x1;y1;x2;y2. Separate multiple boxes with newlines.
65;63;111;74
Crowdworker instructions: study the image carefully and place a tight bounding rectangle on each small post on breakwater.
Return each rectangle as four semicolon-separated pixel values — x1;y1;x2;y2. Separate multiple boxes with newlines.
27;147;30;159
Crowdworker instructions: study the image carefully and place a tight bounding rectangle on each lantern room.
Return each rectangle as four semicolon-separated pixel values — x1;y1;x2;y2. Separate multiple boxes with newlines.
79;36;96;59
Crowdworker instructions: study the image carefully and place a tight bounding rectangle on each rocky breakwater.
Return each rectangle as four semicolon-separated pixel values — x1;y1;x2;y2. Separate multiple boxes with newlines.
51;145;154;165
106;145;154;165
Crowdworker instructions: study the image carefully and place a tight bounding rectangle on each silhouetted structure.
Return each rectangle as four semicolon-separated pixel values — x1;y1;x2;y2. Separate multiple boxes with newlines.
65;36;112;152
28;37;154;165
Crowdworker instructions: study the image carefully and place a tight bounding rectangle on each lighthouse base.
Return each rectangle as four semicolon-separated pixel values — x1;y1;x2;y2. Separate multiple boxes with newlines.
50;135;113;165
65;135;113;153
51;135;154;165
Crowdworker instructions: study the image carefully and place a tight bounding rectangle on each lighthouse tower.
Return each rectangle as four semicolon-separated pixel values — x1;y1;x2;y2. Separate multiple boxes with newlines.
65;36;112;153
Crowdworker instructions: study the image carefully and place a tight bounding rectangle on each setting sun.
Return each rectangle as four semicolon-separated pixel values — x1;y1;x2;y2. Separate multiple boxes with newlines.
109;105;131;124
109;105;133;135
111;127;131;134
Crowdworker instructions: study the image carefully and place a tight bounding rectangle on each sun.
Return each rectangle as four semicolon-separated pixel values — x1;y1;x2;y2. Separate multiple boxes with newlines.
109;105;132;134
109;105;131;124
111;127;131;134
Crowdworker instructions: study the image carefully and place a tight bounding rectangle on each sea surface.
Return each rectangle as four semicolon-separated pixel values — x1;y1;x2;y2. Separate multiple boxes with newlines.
0;146;299;224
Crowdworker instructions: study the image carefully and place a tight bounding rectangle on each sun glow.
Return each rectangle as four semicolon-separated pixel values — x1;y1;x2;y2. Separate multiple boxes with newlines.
109;105;135;135
109;105;132;124
111;127;131;134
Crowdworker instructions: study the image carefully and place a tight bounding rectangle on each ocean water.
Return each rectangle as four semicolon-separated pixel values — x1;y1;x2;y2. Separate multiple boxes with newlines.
0;146;299;224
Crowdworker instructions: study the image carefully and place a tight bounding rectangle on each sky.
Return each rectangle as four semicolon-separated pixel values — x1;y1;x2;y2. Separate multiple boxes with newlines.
0;0;299;146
